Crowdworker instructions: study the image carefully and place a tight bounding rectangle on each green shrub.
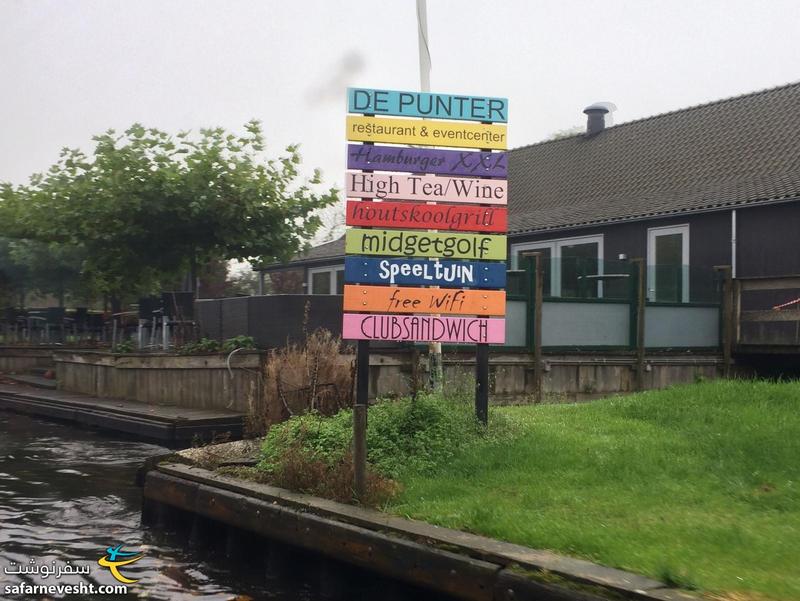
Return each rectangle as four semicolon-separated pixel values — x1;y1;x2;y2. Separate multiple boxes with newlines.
113;340;135;353
365;392;491;478
259;392;512;481
259;408;353;471
178;335;257;355
267;443;399;506
177;337;221;355
222;335;256;353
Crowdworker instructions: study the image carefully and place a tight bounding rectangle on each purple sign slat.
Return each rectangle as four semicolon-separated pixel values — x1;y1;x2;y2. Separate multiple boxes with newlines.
347;144;507;178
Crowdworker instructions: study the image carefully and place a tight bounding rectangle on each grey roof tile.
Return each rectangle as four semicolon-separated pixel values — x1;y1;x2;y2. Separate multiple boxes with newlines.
508;81;800;233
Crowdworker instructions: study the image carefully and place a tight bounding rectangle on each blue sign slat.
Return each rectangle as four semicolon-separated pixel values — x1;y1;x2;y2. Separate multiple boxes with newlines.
344;256;506;289
347;88;508;123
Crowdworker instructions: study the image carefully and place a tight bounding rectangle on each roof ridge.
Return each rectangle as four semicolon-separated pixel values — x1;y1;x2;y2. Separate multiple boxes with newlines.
511;79;800;153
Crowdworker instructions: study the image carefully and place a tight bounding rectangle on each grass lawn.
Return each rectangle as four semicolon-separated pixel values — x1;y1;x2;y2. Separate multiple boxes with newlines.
387;380;800;600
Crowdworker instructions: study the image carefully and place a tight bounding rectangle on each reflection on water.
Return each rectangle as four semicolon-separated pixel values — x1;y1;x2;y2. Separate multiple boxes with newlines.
0;412;318;600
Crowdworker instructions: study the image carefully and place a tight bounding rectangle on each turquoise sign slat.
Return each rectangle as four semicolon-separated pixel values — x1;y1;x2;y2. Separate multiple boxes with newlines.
347;88;508;123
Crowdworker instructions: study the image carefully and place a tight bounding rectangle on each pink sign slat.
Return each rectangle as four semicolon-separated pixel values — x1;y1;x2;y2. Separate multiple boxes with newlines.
346;172;507;205
342;313;506;344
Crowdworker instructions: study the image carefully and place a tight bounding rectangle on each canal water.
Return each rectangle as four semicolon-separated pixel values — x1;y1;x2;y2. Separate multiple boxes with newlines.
0;412;451;600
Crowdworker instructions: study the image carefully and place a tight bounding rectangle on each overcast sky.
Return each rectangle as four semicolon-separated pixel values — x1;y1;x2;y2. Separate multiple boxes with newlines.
2;0;799;209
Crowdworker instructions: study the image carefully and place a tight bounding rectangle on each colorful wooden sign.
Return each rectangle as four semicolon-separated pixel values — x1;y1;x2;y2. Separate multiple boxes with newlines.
343;313;506;344
343;87;509;347
346;172;507;205
345;228;506;261
344;284;505;316
346;116;507;150
347;88;508;123
346;200;506;233
344;257;507;289
347;144;507;178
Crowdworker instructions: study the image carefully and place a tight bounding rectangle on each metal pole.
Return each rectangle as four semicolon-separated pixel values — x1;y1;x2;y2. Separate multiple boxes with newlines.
475;343;489;425
353;340;369;502
533;253;544;402
416;0;442;391
416;0;431;91
633;258;647;391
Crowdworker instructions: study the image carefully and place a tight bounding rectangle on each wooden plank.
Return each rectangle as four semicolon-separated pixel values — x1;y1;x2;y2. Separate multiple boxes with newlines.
344;256;507;289
342;313;505;344
347;144;507;178
345;228;506;261
346;172;506;204
348;87;508;123
344;285;506;316
346;116;507;150
740;309;800;322
738;276;800;291
346;200;507;233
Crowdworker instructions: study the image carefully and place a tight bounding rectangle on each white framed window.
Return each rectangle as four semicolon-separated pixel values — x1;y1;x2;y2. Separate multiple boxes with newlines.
647;224;689;303
511;235;604;298
307;266;345;295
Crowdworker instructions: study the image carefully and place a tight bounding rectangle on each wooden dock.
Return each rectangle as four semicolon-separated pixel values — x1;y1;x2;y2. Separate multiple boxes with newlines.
0;383;244;445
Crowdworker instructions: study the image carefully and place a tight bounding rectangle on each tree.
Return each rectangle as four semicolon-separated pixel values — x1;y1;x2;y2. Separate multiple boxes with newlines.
225;268;260;296
5;240;87;307
0;238;28;307
3;121;337;309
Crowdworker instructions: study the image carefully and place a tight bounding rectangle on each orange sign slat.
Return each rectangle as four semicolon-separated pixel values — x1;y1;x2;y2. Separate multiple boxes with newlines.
343;284;506;316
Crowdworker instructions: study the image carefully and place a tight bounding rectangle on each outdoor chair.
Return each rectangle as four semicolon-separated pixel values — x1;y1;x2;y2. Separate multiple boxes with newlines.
137;296;162;350
67;307;89;343
86;312;105;342
25;309;48;344
110;310;139;350
44;307;66;344
161;291;197;349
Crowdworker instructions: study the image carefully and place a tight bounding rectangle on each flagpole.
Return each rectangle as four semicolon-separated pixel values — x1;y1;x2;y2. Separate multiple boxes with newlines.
417;0;431;92
416;0;443;391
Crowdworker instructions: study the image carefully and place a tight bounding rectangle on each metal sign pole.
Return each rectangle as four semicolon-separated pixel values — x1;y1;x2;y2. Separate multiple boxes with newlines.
475;343;489;425
353;339;369;501
416;0;443;391
475;135;500;424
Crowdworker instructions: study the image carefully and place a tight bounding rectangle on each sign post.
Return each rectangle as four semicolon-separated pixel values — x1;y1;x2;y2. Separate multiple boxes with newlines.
476;342;490;424
353;339;369;501
343;87;508;498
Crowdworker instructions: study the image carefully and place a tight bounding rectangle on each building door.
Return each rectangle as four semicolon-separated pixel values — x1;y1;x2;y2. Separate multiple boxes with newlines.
647;225;689;302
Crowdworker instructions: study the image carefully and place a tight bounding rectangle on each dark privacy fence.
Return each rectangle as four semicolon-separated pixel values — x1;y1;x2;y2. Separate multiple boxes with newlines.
197;259;725;352
195;295;344;349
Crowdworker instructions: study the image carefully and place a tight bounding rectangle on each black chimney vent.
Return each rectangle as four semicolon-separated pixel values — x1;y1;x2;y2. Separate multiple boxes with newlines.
583;103;610;137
